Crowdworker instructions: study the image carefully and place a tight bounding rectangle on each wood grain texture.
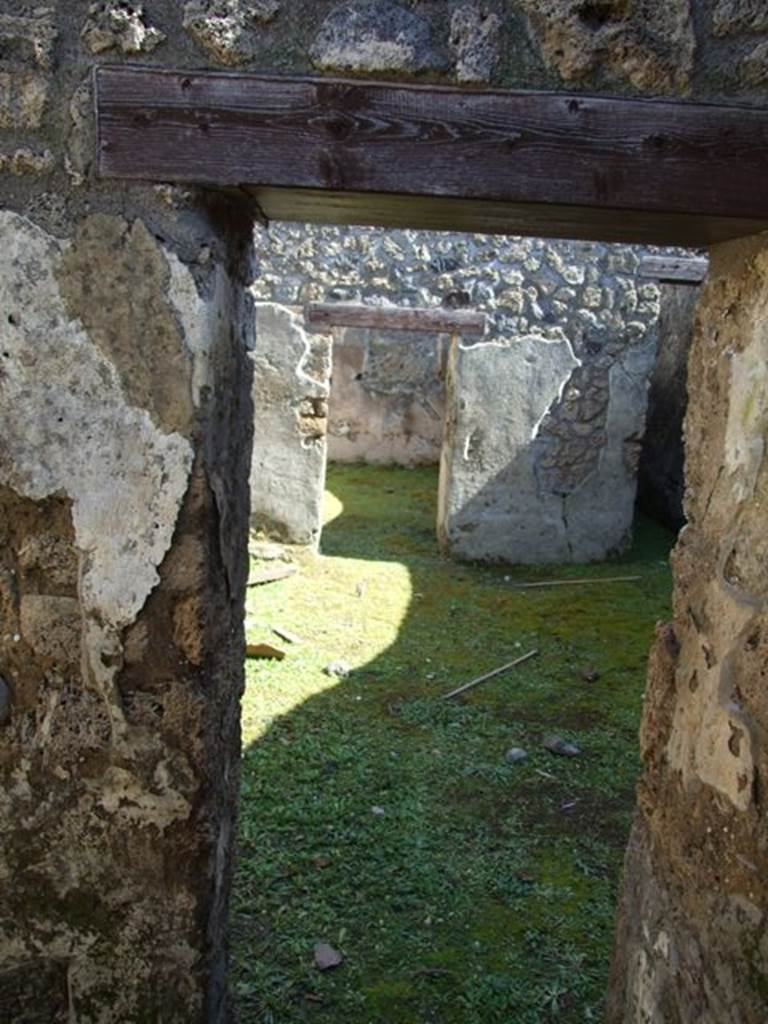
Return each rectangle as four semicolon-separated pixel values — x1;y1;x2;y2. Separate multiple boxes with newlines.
638;255;709;283
307;303;485;335
95;67;768;245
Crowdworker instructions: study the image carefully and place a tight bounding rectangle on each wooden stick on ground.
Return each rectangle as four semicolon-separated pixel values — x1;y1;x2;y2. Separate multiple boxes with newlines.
509;575;640;590
273;625;303;645
442;649;539;700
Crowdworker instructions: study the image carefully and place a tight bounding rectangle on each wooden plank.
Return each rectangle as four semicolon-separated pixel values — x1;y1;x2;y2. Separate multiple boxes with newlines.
246;642;286;660
95;67;768;246
307;303;485;335
638;254;709;284
272;625;302;645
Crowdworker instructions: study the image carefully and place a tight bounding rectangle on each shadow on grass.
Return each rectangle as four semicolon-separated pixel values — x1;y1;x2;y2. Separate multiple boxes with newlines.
231;465;674;1024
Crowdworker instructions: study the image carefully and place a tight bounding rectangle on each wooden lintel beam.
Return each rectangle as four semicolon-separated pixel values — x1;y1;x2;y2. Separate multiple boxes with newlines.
638;254;709;284
307;303;485;335
95;67;768;247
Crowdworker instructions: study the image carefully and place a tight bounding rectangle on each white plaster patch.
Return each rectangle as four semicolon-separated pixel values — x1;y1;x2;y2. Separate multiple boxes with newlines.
0;212;193;641
166;250;216;407
527;334;581;439
724;319;768;502
437;334;581;563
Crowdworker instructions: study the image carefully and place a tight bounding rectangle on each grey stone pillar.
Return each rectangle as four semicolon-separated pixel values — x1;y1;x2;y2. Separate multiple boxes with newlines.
437;325;657;564
436;244;659;565
249;303;331;548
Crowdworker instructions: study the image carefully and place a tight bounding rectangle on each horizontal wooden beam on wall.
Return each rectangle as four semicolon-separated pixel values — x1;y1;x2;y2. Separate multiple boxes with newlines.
95;68;768;247
638;255;709;284
307;303;485;335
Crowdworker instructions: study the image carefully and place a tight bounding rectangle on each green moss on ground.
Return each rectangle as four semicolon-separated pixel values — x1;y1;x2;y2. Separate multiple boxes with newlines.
231;464;674;1023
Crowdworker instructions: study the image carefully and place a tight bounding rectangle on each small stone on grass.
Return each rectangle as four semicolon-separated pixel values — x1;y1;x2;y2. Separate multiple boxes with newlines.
543;735;582;757
314;942;344;970
505;746;529;764
324;660;351;678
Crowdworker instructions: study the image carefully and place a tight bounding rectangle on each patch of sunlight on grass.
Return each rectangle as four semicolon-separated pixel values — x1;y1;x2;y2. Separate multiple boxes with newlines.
323;487;344;526
242;523;413;742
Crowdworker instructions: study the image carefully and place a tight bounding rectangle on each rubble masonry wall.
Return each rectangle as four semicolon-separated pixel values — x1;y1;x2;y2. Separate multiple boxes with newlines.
1;1;767;1019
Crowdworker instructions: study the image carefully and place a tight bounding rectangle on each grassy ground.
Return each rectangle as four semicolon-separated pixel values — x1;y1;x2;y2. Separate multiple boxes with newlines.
231;464;674;1024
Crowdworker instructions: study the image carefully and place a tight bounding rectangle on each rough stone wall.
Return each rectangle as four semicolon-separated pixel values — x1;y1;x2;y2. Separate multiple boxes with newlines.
608;232;768;1024
327;326;449;466
1;1;767;1021
59;0;768;105
0;7;257;1021
253;225;660;489
0;202;254;1024
250;303;331;546
637;282;701;531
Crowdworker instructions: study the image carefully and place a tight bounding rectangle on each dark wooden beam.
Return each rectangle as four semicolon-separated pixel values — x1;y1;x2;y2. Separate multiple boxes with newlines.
307;302;485;335
638;254;709;284
95;67;768;247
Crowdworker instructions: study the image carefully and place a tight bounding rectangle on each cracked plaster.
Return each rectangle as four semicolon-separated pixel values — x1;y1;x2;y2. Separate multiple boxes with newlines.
0;211;206;716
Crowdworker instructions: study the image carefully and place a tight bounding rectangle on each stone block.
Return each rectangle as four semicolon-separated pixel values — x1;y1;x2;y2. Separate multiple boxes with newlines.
309;0;447;74
438;334;581;563
183;0;281;65
0;147;55;175
608;231;768;1024
449;4;502;83
0;204;253;1021
517;0;694;94
713;0;768;37
0;10;57;70
742;40;768;86
0;70;49;130
81;1;165;55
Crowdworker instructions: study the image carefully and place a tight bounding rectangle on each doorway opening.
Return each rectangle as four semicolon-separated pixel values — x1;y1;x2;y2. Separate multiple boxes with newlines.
247;221;699;556
233;220;699;1021
57;64;768;1021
